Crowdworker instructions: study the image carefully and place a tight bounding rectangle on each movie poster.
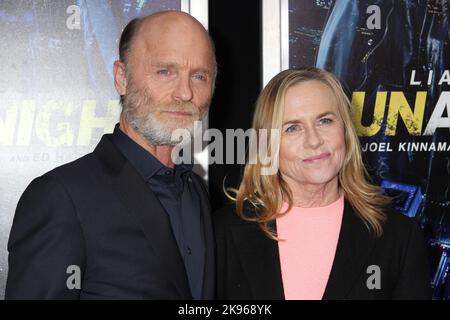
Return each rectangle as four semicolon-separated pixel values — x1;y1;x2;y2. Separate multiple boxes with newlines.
288;0;450;299
0;0;182;299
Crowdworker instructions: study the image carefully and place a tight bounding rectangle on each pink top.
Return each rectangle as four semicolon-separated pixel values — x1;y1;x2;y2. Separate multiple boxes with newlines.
276;196;344;300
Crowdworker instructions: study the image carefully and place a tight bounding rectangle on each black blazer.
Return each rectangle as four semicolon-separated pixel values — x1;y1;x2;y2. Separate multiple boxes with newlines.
6;134;214;300
213;201;431;300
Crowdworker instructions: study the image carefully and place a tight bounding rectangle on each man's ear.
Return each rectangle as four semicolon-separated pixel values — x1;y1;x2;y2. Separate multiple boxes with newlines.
113;60;127;96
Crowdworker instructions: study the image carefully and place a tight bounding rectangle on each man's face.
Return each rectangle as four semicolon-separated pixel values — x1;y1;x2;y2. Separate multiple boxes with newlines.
121;19;215;146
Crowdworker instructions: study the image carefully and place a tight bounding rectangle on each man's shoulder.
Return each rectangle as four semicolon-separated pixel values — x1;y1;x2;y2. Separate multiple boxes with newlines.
46;152;100;181
14;153;101;220
26;150;106;197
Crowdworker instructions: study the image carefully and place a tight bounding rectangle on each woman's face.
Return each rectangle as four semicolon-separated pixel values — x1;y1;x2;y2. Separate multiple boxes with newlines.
279;80;346;190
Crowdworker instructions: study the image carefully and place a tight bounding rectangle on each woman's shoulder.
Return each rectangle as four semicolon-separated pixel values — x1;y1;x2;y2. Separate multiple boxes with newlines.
376;207;424;245
345;200;423;244
383;208;419;233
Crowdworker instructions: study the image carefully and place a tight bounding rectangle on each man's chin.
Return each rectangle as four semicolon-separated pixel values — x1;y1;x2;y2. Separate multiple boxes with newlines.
135;116;202;146
166;118;201;132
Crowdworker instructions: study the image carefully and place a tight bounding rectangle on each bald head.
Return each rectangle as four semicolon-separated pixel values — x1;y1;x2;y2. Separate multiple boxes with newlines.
139;11;208;38
119;11;216;75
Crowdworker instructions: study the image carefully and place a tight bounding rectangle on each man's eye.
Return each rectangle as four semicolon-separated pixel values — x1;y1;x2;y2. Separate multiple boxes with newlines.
193;74;207;81
157;69;170;75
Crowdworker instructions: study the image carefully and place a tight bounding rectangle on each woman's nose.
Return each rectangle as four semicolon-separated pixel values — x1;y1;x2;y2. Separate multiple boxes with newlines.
303;127;323;149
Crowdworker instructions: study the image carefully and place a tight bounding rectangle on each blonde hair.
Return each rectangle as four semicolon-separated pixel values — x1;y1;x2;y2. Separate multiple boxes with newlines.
225;68;389;239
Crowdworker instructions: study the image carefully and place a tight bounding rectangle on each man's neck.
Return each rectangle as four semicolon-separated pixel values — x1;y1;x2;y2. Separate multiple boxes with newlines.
119;118;175;168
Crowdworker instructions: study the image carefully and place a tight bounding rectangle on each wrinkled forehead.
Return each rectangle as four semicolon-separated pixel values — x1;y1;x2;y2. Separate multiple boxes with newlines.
282;80;343;116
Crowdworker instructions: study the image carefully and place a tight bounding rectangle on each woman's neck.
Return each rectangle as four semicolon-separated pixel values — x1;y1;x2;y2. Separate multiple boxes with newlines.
288;178;341;208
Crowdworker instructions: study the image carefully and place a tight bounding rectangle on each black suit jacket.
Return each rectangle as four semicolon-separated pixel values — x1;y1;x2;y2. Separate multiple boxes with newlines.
6;134;214;300
213;201;431;300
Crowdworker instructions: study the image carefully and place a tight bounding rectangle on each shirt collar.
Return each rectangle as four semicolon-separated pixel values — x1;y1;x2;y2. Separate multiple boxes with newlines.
111;124;193;181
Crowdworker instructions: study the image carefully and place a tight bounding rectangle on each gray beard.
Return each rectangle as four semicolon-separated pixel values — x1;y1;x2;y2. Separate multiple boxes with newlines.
124;107;186;146
122;83;207;146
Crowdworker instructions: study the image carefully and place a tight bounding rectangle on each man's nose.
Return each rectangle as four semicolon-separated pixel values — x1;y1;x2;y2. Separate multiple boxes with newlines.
173;76;193;102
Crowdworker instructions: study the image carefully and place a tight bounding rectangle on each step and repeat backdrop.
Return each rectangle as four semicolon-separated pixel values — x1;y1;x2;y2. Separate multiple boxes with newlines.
1;0;449;300
263;0;450;299
0;0;211;299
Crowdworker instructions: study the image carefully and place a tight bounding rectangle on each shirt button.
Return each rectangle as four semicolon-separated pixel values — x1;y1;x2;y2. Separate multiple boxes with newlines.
187;177;193;182
165;170;171;175
187;247;192;255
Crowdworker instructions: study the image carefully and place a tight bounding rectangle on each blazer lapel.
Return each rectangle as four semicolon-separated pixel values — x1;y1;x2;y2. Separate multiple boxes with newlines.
231;221;284;299
322;201;377;299
229;200;377;300
94;135;191;298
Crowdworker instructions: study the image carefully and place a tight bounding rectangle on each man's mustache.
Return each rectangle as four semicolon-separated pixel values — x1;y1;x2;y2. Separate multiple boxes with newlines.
156;102;199;115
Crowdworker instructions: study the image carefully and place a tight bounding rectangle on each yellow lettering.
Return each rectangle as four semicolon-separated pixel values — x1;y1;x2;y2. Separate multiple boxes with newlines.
386;92;426;136
76;100;120;145
351;92;386;136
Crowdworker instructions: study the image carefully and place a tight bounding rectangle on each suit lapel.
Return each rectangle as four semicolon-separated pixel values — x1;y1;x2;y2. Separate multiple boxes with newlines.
231;221;284;299
94;135;191;298
322;201;377;299
191;177;215;299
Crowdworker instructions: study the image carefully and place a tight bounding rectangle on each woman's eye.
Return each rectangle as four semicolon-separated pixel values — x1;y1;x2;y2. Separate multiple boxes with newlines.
285;124;299;133
319;118;333;125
